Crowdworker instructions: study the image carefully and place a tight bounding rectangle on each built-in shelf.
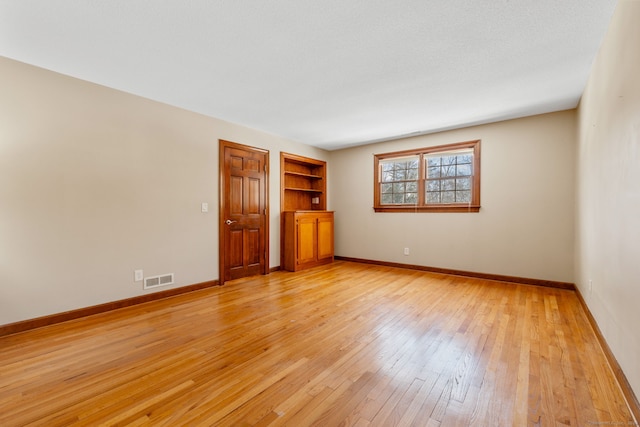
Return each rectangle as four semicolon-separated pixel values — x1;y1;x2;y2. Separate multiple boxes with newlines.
280;153;327;212
280;152;332;271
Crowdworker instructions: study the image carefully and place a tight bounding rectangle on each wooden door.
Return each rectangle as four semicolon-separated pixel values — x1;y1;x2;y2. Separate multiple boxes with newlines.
296;214;317;268
317;214;334;261
219;140;269;284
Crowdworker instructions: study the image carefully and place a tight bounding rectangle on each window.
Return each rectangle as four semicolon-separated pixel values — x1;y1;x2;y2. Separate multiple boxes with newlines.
374;140;480;213
379;155;419;205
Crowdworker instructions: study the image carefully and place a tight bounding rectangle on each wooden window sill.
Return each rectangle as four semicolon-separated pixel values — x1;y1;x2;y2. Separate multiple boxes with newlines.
373;205;481;213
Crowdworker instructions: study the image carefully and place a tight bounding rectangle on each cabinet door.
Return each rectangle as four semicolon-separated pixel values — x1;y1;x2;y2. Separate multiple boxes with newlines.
317;215;334;261
296;215;317;267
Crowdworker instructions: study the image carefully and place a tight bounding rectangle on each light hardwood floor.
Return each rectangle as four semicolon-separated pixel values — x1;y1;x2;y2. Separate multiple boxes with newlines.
0;261;635;426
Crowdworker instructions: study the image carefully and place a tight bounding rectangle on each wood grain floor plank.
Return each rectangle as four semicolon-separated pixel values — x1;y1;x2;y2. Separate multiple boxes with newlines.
0;261;635;426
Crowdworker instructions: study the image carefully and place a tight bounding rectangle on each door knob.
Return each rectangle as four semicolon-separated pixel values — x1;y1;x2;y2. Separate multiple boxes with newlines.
225;219;237;225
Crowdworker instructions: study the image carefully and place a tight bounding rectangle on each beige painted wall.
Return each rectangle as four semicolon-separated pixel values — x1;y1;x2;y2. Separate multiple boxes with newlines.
329;110;576;283
576;0;640;398
0;56;328;325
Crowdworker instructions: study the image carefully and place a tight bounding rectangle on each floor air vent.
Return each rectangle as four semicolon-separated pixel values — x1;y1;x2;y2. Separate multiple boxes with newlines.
144;273;174;290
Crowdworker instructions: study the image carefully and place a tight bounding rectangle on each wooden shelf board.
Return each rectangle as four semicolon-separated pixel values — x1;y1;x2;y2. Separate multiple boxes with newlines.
284;171;323;179
284;187;323;193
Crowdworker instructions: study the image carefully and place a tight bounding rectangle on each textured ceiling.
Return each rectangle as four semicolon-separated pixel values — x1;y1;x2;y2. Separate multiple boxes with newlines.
0;0;617;150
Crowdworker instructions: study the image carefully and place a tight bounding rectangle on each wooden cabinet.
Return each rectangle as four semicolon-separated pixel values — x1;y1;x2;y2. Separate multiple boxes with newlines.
283;211;334;272
280;152;334;272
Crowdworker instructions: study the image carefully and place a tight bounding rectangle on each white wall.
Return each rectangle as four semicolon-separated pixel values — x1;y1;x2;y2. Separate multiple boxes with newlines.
576;0;640;398
330;110;576;283
0;56;328;325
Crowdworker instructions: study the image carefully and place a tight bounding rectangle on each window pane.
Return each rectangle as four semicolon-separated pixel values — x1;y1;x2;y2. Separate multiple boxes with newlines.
458;154;473;164
456;164;472;176
406;193;417;204
406;182;417;192
393;182;405;193
381;158;419;182
392;169;404;180
426;192;441;204
381;193;393;204
442;191;456;203
457;190;471;203
456;177;471;190
427;180;440;192
427;157;441;167
392;193;405;203
442;155;457;166
381;183;393;194
382;171;394;182
427;166;440;178
442;179;455;191
442;164;456;177
396;160;416;169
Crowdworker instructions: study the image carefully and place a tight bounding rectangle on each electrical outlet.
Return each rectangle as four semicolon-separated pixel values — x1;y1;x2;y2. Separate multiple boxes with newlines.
134;270;144;282
201;202;209;213
403;247;410;256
